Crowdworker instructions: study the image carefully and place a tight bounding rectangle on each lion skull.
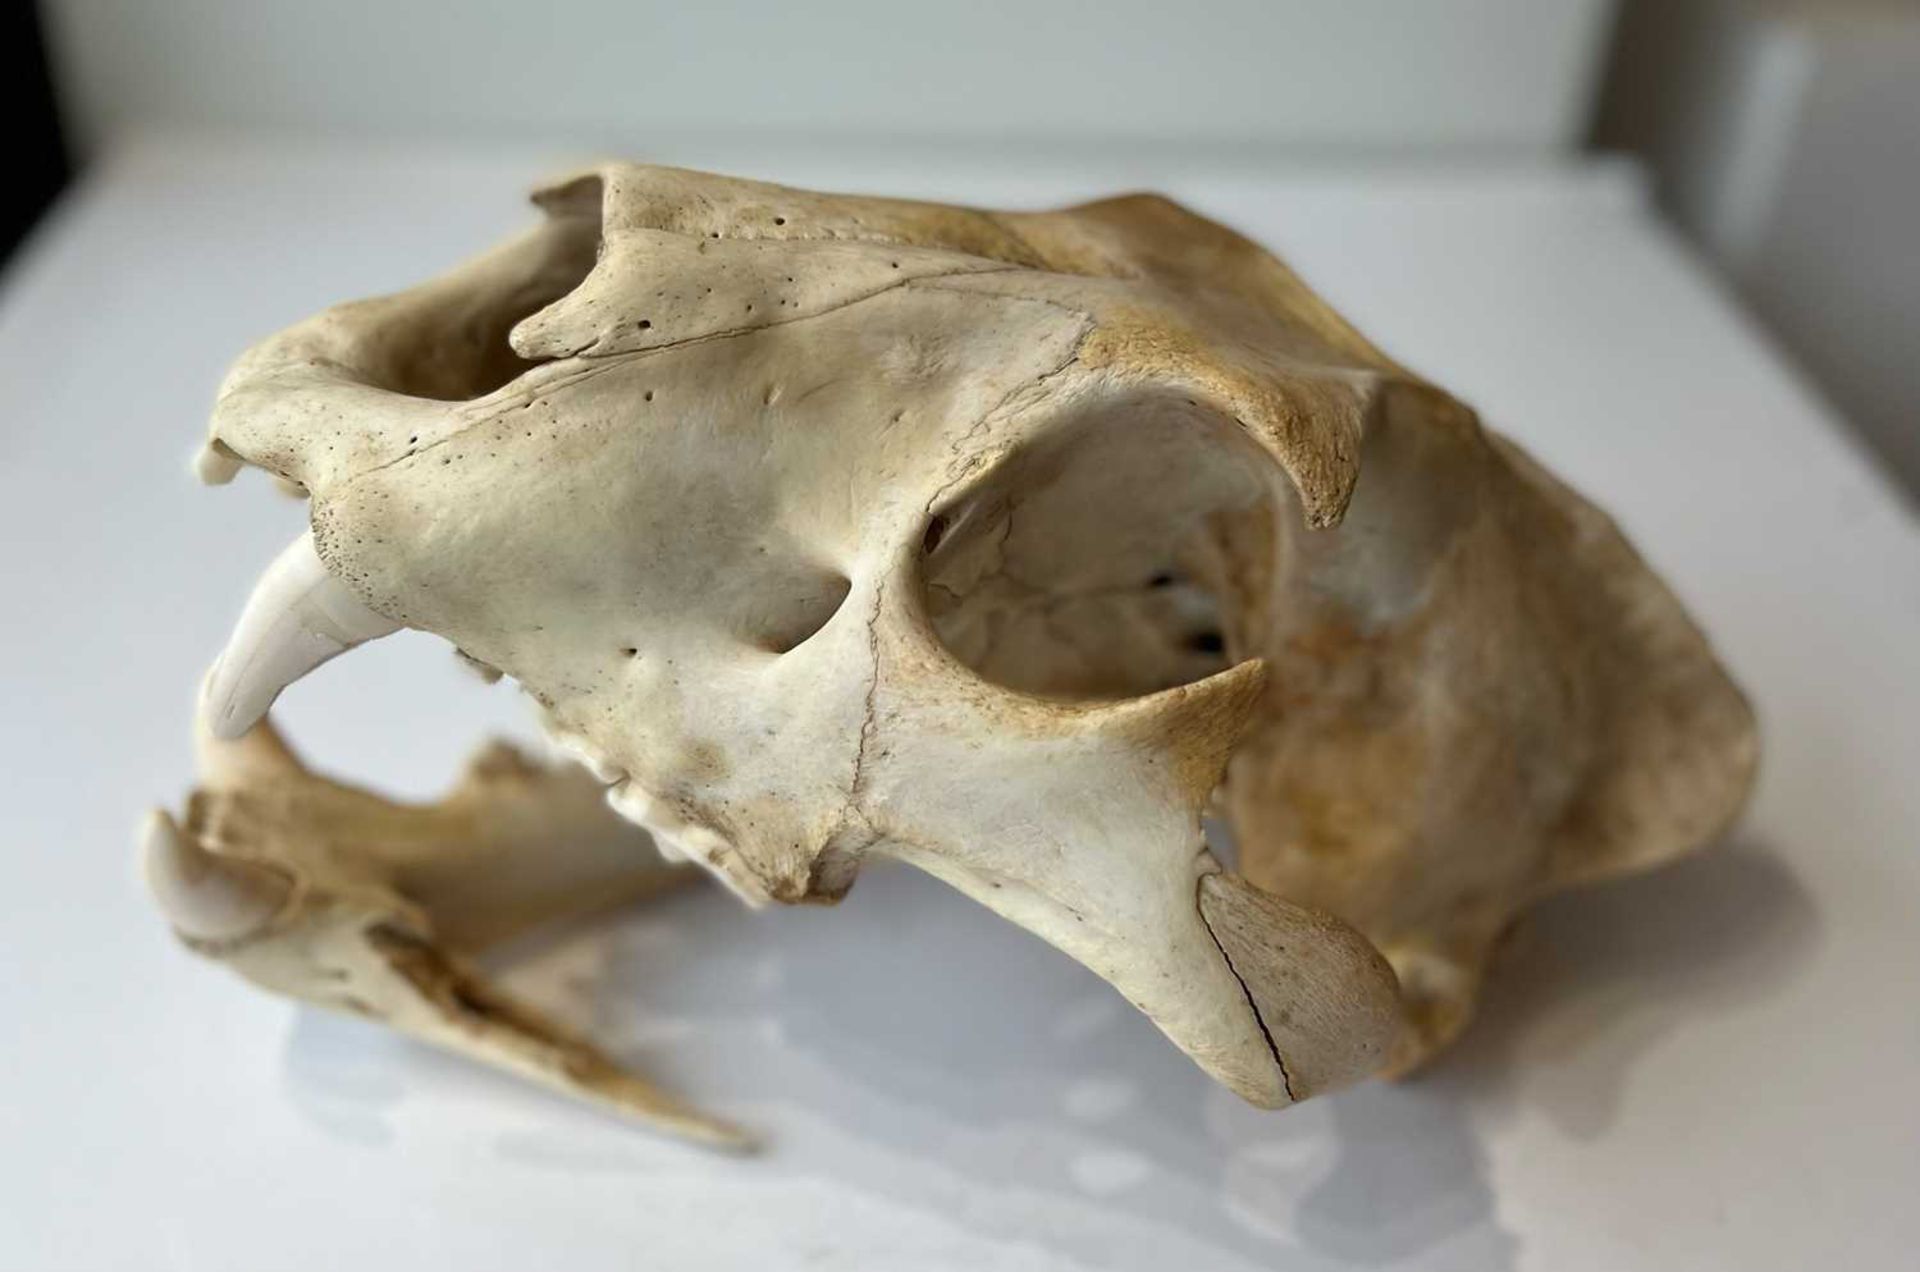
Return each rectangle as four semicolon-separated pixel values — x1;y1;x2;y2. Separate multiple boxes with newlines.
148;163;1756;1142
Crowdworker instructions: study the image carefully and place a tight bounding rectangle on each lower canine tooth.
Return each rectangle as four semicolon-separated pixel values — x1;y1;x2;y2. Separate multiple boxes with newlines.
139;810;293;943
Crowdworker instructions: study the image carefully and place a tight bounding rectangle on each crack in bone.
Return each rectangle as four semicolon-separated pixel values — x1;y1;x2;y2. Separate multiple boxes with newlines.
333;265;1034;492
843;576;888;831
1198;880;1298;1103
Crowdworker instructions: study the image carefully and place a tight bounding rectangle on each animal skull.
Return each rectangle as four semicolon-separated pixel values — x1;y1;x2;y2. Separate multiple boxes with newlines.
150;164;1757;1142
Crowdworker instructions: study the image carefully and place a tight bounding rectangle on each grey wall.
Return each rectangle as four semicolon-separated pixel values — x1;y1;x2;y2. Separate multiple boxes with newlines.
42;0;1617;157
1598;0;1920;500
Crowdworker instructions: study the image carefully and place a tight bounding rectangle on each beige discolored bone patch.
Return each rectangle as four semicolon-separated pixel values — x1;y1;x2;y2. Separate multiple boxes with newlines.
153;162;1755;1138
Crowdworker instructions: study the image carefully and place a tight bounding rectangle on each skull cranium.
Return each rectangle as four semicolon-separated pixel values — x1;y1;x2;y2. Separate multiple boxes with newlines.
151;163;1757;1141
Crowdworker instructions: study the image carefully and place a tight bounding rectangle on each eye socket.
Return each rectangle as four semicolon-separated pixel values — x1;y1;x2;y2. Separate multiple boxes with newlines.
919;388;1283;699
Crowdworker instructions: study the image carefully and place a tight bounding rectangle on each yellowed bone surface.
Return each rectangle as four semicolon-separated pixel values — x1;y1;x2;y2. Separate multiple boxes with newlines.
156;163;1757;1135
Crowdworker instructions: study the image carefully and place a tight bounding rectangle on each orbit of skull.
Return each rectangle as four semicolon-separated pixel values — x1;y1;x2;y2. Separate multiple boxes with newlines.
143;164;1757;1146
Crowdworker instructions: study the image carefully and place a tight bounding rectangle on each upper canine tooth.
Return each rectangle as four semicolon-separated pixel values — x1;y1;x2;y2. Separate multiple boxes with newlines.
202;530;402;739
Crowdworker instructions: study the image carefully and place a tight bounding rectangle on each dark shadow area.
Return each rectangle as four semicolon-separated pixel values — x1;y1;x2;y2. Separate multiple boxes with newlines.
3;4;70;263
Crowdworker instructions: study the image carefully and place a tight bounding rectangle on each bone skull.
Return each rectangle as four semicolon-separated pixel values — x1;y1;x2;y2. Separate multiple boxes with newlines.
149;163;1757;1142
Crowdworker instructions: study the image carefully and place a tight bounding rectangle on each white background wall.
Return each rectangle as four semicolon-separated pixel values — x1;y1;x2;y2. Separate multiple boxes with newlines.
41;0;1617;157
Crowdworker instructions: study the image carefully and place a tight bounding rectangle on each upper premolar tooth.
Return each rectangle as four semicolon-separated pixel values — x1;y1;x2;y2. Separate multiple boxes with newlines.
545;727;627;785
676;826;768;909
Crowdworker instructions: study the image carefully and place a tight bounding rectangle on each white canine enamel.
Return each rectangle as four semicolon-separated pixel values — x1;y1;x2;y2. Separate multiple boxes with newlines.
139;810;292;943
202;531;401;739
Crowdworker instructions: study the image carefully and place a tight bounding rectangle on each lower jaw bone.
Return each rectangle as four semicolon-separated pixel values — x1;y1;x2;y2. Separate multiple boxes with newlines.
146;720;749;1149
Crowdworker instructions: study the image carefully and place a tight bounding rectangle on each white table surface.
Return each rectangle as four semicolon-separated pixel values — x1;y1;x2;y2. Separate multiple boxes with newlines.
3;134;1916;1272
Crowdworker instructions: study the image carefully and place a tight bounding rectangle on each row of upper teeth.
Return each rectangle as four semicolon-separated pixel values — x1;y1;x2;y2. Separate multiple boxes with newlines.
541;725;765;906
197;528;761;903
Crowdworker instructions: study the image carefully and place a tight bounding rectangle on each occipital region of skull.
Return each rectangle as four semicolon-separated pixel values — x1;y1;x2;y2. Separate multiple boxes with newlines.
149;162;1758;1144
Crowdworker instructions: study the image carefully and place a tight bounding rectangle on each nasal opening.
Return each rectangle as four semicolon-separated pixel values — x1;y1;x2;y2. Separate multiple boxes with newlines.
351;176;605;402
